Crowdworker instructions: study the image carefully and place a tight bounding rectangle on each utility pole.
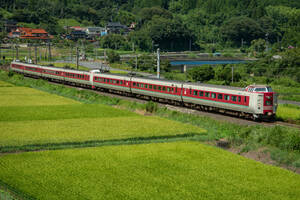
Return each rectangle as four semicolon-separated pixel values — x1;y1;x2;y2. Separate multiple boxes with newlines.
48;43;52;61
16;45;19;61
157;48;160;79
231;66;234;83
70;45;72;62
135;55;138;70
34;44;37;64
0;42;2;65
76;46;79;70
265;33;269;52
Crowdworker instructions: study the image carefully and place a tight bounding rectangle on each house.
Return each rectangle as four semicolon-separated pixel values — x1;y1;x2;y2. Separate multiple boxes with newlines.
69;30;87;40
3;20;18;32
8;27;52;41
85;27;106;39
106;22;129;34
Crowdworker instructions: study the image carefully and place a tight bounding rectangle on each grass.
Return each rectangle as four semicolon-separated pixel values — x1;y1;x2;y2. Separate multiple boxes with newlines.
0;116;205;149
109;70;129;74
276;104;300;123
271;85;300;102
0;70;299;168
0;104;137;122
0;142;299;200
0;87;80;107
0;80;14;87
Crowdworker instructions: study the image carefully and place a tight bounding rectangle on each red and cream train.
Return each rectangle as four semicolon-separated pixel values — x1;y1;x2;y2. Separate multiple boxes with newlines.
10;61;278;120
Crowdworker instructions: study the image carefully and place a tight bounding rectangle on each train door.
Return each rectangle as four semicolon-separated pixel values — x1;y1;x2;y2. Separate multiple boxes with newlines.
256;94;264;114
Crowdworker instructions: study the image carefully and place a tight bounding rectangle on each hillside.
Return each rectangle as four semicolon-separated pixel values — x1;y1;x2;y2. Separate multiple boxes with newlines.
1;0;300;51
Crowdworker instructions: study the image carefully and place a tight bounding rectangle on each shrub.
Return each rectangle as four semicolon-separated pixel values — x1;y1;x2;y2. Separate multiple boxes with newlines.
145;101;158;113
107;50;120;63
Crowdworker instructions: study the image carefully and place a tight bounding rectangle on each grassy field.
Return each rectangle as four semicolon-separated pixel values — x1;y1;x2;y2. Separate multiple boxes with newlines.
0;82;205;152
277;104;300;122
0;116;204;148
0;104;137;122
0;142;299;200
0;86;80;106
0;80;14;87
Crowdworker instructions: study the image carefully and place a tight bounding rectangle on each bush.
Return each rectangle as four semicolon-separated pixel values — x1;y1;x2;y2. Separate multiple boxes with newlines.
145;101;158;113
187;65;214;82
107;50;120;63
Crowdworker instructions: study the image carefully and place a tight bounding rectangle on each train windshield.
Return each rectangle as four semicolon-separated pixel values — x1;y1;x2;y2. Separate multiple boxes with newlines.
254;88;267;92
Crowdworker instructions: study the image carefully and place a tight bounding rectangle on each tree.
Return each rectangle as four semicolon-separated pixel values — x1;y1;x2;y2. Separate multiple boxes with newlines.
187;65;214;82
107;50;120;63
221;16;264;46
215;65;241;84
250;39;266;56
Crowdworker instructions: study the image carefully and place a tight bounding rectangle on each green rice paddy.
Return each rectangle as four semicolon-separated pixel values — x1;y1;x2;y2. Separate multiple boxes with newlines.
0;84;205;151
0;80;14;87
0;142;299;200
277;104;300;122
0;87;80;106
0;116;204;148
0;77;299;200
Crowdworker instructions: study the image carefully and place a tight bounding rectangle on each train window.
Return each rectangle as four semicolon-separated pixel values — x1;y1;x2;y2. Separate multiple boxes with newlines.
149;85;153;89
153;85;157;90
133;82;136;86
141;84;144;88
205;92;210;97
137;83;140;87
110;79;113;83
107;79;110;83
158;86;161;91
199;91;204;97
231;96;237;102
167;87;170;92
113;80;116;84
162;87;166;91
238;96;241;102
244;97;247;103
145;84;148;89
171;88;174;92
175;87;178;93
189;89;192;95
120;81;123;85
225;95;230;101
218;94;223;99
211;93;216;98
193;90;198;96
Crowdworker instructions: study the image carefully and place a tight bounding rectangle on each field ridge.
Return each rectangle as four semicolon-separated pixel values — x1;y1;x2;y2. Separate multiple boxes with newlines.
0;133;200;154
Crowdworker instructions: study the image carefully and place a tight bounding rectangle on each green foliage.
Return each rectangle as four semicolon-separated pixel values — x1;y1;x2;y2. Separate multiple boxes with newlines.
145;101;158;113
221;16;264;46
100;34;130;50
187;65;214;82
215;65;241;84
107;50;120;63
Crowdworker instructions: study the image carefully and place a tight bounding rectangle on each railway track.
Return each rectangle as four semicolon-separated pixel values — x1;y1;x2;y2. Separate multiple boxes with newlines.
43;77;300;129
1;64;298;129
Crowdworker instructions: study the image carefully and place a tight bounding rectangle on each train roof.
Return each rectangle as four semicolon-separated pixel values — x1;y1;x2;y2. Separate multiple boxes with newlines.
131;75;245;91
12;61;269;92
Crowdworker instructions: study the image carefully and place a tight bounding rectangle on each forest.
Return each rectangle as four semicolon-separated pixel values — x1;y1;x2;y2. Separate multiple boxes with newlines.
1;0;300;51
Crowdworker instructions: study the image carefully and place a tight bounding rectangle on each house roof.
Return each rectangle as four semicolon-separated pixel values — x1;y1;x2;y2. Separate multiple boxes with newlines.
8;27;51;40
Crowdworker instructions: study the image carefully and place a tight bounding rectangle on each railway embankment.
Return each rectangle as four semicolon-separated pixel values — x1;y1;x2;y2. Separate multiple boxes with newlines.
0;69;299;173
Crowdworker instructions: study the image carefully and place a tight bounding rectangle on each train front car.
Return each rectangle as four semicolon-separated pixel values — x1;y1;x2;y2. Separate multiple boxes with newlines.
245;85;277;120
